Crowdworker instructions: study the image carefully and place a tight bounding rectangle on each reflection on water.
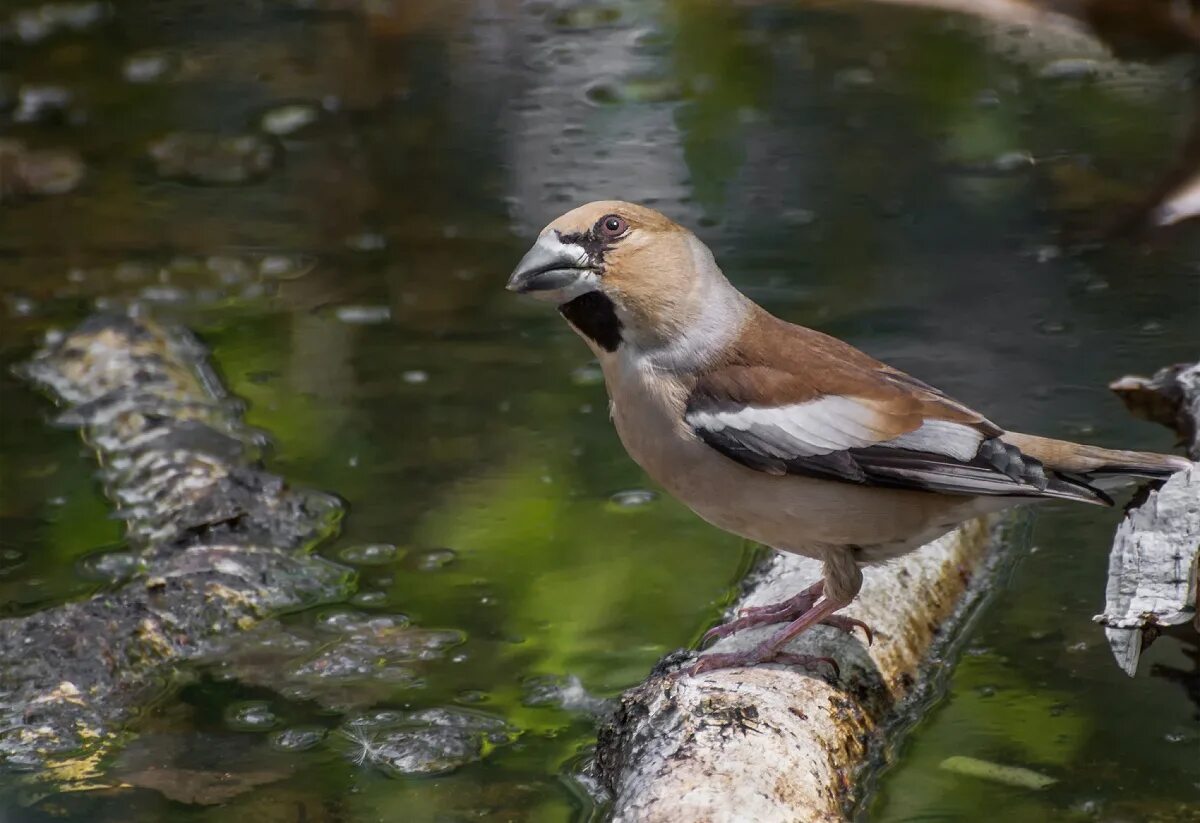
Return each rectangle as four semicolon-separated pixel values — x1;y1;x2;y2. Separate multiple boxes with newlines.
1;0;1198;820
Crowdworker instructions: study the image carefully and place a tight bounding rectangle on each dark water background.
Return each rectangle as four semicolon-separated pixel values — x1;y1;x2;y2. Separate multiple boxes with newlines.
1;0;1198;820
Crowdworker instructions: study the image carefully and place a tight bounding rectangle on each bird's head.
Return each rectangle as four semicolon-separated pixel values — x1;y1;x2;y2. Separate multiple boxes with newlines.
507;200;745;359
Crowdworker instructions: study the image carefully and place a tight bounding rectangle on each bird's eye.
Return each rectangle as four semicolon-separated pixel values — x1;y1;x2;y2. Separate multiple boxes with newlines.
597;214;628;238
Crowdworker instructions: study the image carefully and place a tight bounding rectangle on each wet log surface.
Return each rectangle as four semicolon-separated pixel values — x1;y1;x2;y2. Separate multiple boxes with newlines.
1098;362;1200;675
0;315;352;780
592;518;1000;823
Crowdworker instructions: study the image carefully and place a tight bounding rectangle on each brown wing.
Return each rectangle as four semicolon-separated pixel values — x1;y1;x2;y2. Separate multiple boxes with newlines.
684;312;1110;504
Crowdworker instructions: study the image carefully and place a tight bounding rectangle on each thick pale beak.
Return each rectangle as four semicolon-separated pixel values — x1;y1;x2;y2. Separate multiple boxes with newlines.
507;234;595;297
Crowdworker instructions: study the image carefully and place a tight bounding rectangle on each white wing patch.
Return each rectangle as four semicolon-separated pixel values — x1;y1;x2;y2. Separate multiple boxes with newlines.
686;396;985;461
881;418;985;461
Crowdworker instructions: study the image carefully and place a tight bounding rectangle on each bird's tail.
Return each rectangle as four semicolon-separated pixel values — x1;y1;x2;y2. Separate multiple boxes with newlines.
1002;432;1192;501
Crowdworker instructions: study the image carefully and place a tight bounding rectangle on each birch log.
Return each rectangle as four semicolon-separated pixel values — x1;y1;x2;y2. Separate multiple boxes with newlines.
1097;362;1200;675
593;518;998;823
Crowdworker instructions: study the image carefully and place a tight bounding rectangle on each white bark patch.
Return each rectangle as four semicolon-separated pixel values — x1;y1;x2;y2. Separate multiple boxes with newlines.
1094;465;1200;676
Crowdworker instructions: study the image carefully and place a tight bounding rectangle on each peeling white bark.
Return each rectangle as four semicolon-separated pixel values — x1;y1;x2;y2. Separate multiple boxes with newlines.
1094;467;1200;676
1100;362;1200;676
595;518;998;823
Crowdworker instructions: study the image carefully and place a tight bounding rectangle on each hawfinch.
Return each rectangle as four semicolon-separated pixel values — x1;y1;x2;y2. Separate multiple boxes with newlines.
507;201;1191;675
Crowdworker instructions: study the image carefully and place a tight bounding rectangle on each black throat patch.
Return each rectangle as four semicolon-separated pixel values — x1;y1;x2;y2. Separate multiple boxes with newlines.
559;292;622;353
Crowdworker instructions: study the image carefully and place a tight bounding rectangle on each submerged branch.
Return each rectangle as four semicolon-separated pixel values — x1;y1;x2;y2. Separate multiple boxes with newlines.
0;315;350;782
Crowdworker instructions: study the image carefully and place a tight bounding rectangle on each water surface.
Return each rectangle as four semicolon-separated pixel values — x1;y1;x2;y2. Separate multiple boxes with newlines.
1;1;1198;820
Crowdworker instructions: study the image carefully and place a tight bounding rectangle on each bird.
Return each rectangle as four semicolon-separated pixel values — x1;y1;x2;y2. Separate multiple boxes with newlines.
506;200;1193;675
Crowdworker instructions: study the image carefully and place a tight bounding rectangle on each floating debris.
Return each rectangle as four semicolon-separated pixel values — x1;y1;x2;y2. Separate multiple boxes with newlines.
571;363;603;386
409;547;457;572
607;489;657;511
344;231;387;251
334;304;391;325
269;725;326;752
148;132;278;185
223;700;280;732
122;50;176;83
258;254;315;280
336;707;516;777
7;2;109;44
0;547;25;576
0;138;85;202
991;151;1035;173
780;208;817;227
522;674;610;716
939;755;1057;789
349;590;388;608
337;543;400;566
258;102;322;136
13;84;76;125
833;67;876;89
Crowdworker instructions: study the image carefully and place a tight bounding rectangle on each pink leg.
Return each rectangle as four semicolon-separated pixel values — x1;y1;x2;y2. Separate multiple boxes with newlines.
687;593;859;676
700;580;871;648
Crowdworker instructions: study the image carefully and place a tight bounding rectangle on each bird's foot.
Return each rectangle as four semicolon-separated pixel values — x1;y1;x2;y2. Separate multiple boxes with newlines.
687;591;872;678
686;647;839;678
700;582;872;648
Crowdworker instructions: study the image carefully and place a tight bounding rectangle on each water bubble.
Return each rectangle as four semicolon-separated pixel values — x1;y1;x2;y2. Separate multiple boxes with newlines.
411;548;458;572
314;609;370;633
258;254;315;280
5;294;37;317
349;590;388;608
522;674;609;715
206;255;254;284
345;232;387;252
833;67;875;89
123;51;175;83
402;370;429;384
270;725;327;752
259;102;322;136
0;547;25;576
223;700;279;732
76;549;140;583
334;305;391;325
338;543;400;566
991;151;1034;173
571;363;603;386
1035;319;1068;336
780;208;817;227
14;84;74;124
607;489;657;511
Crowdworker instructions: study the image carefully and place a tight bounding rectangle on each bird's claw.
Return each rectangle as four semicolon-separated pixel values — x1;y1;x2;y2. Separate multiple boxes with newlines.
820;615;874;646
685;650;840;679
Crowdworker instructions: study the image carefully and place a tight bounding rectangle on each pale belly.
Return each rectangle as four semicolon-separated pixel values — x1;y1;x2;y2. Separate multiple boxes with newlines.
602;360;1005;564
